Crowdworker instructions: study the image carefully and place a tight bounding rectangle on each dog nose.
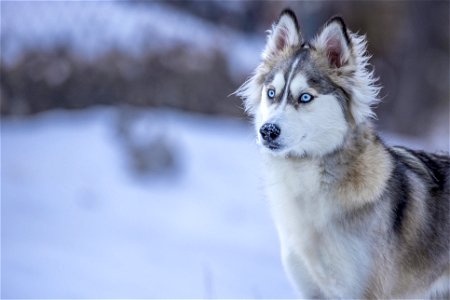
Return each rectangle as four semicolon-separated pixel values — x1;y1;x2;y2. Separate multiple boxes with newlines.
260;123;281;142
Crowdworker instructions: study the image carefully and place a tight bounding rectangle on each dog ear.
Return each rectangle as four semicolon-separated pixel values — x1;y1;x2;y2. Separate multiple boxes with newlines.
262;9;302;60
313;17;381;124
313;17;351;68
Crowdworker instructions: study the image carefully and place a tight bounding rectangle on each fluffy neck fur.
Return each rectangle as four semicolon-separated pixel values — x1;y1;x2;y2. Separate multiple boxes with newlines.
266;122;392;211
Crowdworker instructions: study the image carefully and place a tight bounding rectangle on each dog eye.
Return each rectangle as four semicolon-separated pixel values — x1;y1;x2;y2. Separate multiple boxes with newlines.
299;93;314;103
267;88;276;99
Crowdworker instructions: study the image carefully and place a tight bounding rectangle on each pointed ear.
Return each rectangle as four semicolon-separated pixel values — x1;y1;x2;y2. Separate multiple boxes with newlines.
313;17;351;68
262;9;302;60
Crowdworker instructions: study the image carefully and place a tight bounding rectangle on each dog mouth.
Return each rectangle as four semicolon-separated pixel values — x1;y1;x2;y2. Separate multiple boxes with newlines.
262;141;282;151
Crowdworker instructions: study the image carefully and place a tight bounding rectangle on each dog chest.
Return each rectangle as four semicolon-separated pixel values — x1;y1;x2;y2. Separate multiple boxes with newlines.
265;157;333;229
265;156;371;297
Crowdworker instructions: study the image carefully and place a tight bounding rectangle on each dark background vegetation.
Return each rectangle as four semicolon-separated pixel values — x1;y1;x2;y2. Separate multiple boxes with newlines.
1;1;449;139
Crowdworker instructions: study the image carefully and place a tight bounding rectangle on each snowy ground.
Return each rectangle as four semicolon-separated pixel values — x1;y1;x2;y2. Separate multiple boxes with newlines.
1;107;447;299
2;2;448;298
1;107;294;299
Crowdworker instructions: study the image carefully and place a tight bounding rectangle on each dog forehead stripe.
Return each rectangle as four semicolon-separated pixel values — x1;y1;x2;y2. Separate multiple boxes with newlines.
281;57;301;103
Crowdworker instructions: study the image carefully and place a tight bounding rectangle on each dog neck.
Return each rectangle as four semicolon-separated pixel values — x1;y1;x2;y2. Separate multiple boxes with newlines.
324;122;393;208
271;122;393;209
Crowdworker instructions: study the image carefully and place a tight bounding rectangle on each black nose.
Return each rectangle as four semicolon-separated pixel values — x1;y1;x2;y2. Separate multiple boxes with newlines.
260;123;281;142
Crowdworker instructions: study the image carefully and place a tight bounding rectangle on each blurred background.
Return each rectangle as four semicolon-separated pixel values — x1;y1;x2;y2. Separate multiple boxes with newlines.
1;1;448;298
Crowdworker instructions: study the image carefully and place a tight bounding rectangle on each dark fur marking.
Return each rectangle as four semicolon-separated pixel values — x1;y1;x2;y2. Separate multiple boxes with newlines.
301;42;312;49
264;49;310;108
305;67;353;123
387;148;411;234
386;146;449;273
325;16;351;45
409;150;449;191
394;147;450;195
264;73;276;86
279;8;299;31
263;62;290;105
262;43;355;124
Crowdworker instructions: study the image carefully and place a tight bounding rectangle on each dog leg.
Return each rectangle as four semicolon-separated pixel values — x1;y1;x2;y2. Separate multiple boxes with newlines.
282;250;325;299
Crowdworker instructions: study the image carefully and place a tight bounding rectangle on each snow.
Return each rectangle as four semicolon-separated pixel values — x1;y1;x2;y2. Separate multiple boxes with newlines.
1;107;294;298
1;1;263;76
1;107;447;298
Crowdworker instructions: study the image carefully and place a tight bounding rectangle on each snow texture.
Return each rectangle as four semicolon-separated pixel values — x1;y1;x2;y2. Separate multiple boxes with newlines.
1;1;263;77
1;107;294;298
1;108;447;298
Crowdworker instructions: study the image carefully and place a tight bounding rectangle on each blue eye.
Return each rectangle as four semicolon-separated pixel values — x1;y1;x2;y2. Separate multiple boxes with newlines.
267;89;276;99
299;93;314;103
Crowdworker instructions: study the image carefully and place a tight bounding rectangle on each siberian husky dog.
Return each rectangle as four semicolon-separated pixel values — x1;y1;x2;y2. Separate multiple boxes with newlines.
237;9;449;299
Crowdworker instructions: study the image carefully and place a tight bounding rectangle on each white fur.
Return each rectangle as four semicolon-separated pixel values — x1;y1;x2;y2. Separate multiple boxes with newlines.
255;69;364;297
255;73;348;158
313;22;351;66
238;13;445;299
265;157;371;298
282;57;301;103
259;71;286;126
424;273;450;299
237;18;380;124
262;14;301;61
272;72;286;95
312;22;381;124
347;33;381;123
289;73;309;99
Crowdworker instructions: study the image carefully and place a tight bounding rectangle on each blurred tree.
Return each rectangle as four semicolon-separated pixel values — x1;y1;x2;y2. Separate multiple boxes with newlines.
1;1;448;139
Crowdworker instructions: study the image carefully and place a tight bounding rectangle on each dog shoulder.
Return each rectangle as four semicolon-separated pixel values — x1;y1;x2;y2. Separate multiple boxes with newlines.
385;146;450;237
382;145;450;295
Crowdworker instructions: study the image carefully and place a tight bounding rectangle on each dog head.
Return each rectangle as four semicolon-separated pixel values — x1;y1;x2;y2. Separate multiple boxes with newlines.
237;10;380;158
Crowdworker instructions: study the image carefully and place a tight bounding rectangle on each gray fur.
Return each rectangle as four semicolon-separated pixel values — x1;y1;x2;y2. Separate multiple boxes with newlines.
238;9;450;299
264;46;355;123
